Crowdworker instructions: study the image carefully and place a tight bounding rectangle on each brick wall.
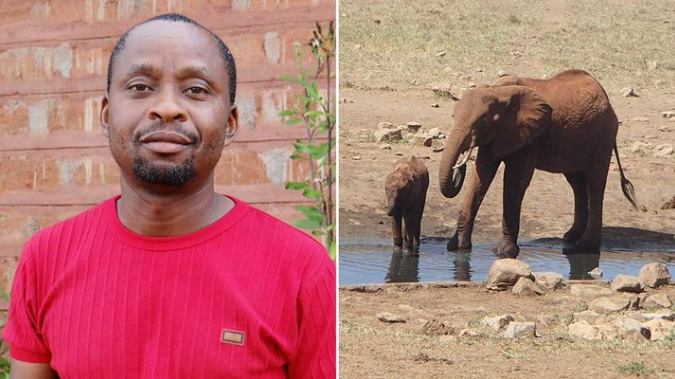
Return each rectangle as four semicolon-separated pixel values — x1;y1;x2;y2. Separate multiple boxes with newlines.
0;0;336;296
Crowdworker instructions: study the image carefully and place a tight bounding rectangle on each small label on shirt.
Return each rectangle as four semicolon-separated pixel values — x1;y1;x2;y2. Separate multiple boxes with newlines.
221;329;245;346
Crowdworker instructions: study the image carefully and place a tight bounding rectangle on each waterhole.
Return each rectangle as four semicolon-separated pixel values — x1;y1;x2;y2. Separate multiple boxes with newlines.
339;237;675;285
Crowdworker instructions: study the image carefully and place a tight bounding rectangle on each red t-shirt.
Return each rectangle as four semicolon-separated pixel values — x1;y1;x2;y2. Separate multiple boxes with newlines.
3;195;336;378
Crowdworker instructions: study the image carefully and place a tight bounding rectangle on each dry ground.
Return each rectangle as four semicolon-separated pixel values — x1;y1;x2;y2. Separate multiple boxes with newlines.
338;0;675;376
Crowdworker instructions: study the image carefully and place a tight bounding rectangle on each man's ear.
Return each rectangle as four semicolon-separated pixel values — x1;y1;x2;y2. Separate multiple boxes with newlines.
100;96;110;138
223;105;239;146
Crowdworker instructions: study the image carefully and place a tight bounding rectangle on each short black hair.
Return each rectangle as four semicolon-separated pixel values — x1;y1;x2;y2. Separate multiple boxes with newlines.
106;13;236;105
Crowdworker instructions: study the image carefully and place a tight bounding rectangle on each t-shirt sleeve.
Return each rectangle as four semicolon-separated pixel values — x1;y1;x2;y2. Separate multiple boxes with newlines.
287;255;336;378
2;245;52;363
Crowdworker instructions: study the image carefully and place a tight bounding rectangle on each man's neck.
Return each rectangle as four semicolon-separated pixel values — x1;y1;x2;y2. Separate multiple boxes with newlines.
116;178;233;236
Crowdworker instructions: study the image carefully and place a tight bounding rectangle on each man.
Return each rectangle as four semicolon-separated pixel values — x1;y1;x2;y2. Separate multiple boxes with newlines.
3;13;336;378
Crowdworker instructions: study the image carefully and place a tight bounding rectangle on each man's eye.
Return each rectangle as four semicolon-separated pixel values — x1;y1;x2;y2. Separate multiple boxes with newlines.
186;87;207;95
129;84;151;92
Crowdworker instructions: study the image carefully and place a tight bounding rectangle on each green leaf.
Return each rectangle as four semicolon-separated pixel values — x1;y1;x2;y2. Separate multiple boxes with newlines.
285;181;306;190
277;74;301;83
283;118;304;126
302;187;323;198
329;241;336;260
278;109;296;117
289;154;303;160
291;218;321;230
295;205;323;222
311;229;325;236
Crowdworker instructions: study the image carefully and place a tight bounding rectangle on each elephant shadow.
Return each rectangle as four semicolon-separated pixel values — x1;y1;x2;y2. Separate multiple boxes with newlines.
386;251;420;283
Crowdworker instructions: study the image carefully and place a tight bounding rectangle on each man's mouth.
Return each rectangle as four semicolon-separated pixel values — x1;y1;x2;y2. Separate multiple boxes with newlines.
139;131;193;154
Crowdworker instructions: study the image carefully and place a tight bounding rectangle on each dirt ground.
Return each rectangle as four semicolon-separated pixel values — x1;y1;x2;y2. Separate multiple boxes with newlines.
338;0;675;376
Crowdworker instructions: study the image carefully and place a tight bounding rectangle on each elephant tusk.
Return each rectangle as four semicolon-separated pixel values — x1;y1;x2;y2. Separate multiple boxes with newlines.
452;146;475;169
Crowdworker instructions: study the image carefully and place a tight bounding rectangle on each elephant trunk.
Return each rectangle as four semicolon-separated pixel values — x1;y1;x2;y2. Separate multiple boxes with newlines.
439;128;471;198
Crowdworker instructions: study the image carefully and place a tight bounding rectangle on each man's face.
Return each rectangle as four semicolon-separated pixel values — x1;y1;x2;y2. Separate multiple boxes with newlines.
101;20;237;188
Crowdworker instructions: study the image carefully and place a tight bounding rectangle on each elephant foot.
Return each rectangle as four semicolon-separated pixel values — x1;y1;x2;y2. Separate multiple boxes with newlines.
562;227;584;244
493;239;519;258
572;233;601;253
447;233;472;251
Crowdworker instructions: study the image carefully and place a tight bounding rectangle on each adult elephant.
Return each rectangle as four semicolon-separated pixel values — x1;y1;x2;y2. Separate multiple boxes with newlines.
439;69;641;257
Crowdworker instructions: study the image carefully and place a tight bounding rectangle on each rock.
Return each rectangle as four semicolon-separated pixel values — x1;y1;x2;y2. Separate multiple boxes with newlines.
481;315;514;331
663;111;675;118
653;144;674;157
622;87;640;97
373;128;402;142
436;51;447;57
428;128;441;138
378;122;395;129
380;144;392;150
458;328;480;337
630;141;652;154
431;103;440;108
352;156;362;160
423;320;455;336
643;312;675;321
642;293;672;308
615;317;651;341
503;322;536;338
377;312;406;323
632;116;649;123
639;263;671;288
568;323;619;340
660;125;673;132
588;267;603;279
423;137;433;147
611;274;645;293
432;146;444;153
569;284;614;298
533;272;564;290
512;277;546;296
476;68;484;72
588;296;633;313
410;133;427;146
572;310;603;324
406;122;422;133
663;196;675;210
410;79;419;86
497;70;507;77
644;319;675;341
485;259;533;290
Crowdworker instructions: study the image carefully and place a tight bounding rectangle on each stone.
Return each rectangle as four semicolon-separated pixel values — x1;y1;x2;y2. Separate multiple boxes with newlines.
572;310;603;324
615;317;651;341
639;263;671;288
497;70;508;77
352;156;362;160
430;84;461;101
569;284;614;298
377;312;406;323
481;315;514;331
406;122;422;133
663;111;675;118
503;322;536;338
653;144;674;157
512;277;546;296
423;320;455;336
428;128;441;138
645;319;675;340
380;144;392;150
588;267;603;279
568;323;619;340
660;125;673;132
622;87;640;97
458;328;480;337
485;259;534;290
431;103;440;108
373;128;402;142
589;296;633;313
378;122;395;129
436;51;447;57
643;312;675;321
423;137;433;147
611;274;645;293
632;116;649;123
630;141;651;154
533;272;564;290
642;293;672;308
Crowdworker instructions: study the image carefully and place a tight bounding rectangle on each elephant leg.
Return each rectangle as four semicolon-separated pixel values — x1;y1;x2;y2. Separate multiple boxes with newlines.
391;212;403;251
496;147;538;257
448;151;500;251
412;193;427;254
563;172;588;244
576;155;611;250
403;211;417;253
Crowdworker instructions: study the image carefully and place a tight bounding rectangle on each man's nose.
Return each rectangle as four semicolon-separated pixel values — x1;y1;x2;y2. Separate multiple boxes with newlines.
149;87;187;122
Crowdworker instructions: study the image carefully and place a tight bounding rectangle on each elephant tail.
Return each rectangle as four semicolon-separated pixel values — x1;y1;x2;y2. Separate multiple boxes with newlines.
613;144;647;212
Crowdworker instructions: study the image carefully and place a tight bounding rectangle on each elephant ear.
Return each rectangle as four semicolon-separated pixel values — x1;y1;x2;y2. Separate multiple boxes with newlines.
490;85;552;159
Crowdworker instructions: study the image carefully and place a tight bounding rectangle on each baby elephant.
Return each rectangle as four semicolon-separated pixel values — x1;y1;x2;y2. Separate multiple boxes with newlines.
385;157;429;253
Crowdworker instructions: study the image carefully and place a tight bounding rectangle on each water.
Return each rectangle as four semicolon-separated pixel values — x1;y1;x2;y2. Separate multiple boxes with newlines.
339;237;675;285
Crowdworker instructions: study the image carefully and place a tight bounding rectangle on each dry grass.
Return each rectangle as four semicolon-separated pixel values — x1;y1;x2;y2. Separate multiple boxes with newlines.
339;0;675;93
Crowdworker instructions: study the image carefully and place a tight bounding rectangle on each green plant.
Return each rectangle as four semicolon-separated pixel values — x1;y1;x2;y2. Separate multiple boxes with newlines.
617;361;651;376
278;22;336;258
1;290;10;378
